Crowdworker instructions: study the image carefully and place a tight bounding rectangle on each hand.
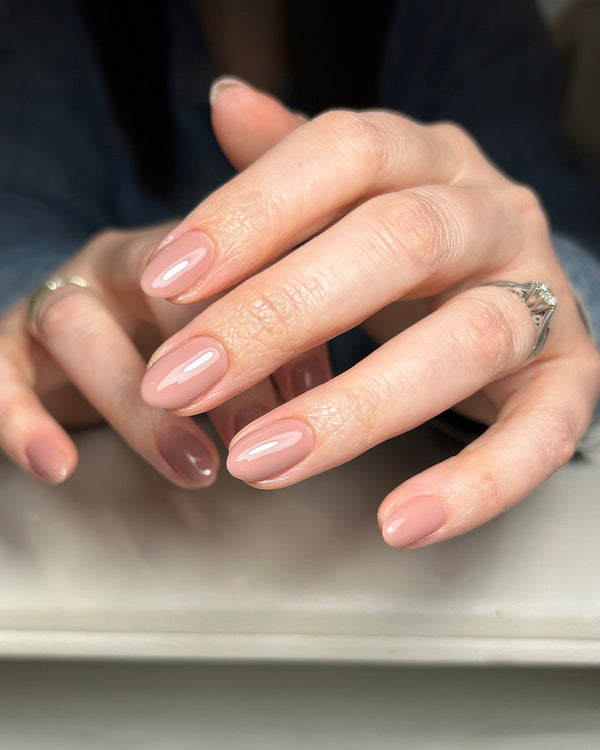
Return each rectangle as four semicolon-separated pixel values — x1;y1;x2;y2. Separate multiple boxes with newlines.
0;220;331;486
140;78;600;548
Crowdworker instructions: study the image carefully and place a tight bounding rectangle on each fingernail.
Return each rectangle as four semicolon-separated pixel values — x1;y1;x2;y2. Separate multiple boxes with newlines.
157;428;216;486
381;497;446;548
209;76;250;106
141;337;229;410
141;231;216;298
233;405;269;435
227;418;313;482
25;438;70;483
291;356;330;396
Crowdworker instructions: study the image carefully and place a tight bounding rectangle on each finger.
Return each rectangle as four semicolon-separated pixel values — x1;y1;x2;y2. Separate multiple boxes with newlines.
210;84;334;405
377;357;599;548
223;285;558;486
32;283;219;488
210;77;305;170
141;183;542;414
141;112;491;302
0;346;78;483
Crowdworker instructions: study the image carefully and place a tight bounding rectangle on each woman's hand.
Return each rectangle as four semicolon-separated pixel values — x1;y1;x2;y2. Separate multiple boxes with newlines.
140;78;600;548
0;218;331;486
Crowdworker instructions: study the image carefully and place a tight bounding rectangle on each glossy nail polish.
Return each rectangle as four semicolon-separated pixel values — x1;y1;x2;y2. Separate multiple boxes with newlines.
157;429;216;485
25;438;69;483
227;419;313;482
141;337;228;410
382;497;446;548
141;231;216;298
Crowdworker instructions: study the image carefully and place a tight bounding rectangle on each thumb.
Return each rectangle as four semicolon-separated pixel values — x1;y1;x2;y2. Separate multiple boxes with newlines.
209;77;306;170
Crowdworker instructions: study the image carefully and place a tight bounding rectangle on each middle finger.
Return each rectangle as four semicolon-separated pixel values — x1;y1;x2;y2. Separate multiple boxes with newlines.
141;182;527;414
140;112;490;302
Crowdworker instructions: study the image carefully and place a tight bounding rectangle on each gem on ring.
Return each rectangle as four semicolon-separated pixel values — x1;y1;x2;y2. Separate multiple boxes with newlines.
486;280;557;359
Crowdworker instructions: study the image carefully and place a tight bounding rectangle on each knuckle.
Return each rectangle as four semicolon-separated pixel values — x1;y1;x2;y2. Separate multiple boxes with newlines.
0;392;28;428
430;120;478;163
88;227;128;251
535;405;578;470
454;293;517;373
314;109;390;177
367;190;457;276
508;184;549;237
432;120;470;144
461;454;503;516
212;183;291;252
311;376;391;446
226;277;326;354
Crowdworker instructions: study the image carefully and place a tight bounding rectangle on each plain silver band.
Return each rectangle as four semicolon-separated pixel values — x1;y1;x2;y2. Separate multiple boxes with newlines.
28;276;89;337
486;280;557;360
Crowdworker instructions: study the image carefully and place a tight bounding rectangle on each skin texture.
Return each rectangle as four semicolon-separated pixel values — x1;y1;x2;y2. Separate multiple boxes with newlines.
144;79;600;548
1;78;599;550
0;92;330;489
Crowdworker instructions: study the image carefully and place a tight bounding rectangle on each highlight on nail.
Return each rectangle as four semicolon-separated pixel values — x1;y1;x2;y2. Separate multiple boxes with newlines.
227;418;314;482
141;336;229;410
157;428;217;486
25;438;70;483
381;496;446;548
141;230;216;298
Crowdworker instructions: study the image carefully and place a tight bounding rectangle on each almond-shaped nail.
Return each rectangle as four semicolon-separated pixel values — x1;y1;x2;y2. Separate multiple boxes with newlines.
381;497;446;548
227;419;313;482
157;429;217;486
141;230;216;298
141;337;228;410
25;438;70;483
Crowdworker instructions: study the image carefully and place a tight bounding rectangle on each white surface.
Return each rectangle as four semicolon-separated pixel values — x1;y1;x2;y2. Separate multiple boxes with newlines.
0;423;599;664
0;662;599;749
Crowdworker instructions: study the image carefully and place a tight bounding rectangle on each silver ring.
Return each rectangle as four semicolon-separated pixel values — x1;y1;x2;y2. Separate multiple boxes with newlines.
28;275;89;336
486;280;557;359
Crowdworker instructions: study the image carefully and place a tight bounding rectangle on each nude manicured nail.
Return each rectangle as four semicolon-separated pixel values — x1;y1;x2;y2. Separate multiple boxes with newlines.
141;337;228;410
227;419;313;482
25;438;69;483
141;231;216;298
382;497;446;548
157;429;216;485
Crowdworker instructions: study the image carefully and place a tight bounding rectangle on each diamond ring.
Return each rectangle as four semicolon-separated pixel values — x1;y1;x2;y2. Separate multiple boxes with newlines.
486;280;557;359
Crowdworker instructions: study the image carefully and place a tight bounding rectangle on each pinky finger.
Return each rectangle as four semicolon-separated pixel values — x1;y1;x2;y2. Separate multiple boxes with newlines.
377;362;598;548
0;359;77;482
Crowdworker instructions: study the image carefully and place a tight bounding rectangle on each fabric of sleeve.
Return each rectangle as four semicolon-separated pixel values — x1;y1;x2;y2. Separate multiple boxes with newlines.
378;0;600;254
0;0;123;312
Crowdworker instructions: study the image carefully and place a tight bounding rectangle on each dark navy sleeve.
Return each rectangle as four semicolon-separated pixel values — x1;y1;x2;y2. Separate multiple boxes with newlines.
378;0;600;254
0;0;123;311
